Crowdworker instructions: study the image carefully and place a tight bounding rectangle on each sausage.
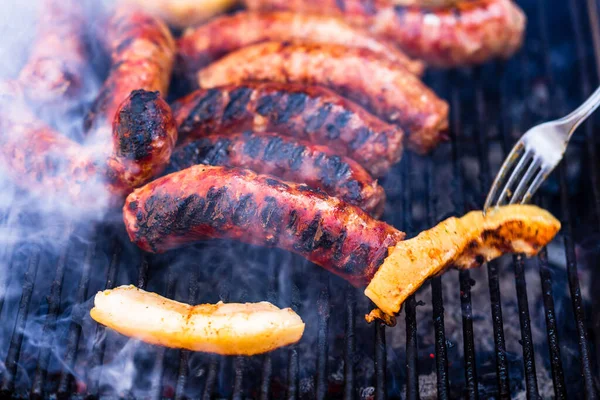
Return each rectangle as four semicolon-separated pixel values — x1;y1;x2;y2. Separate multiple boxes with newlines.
244;0;526;67
176;11;424;82
123;165;404;287
196;42;448;153
121;0;239;28
0;87;176;208
84;7;175;138
107;90;178;193
167;131;386;216
91;285;304;355
172;82;404;177
18;0;90;107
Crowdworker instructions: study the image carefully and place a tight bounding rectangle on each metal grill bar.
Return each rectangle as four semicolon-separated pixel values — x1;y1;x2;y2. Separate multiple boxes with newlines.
537;247;567;399
559;166;597;399
402;154;418;400
475;67;511;398
175;271;198;400
58;237;96;396
343;288;356;400
31;226;73;398
316;282;330;400
87;240;122;396
0;247;40;394
513;254;539;398
375;320;387;400
232;356;245;400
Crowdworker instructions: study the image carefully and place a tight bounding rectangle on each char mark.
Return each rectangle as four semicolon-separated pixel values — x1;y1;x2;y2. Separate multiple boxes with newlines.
350;127;373;150
222;87;252;122
304;103;332;133
232;194;257;226
256;92;284;116
115;90;161;160
260;196;283;244
179;89;222;134
343;244;370;274
276;93;307;123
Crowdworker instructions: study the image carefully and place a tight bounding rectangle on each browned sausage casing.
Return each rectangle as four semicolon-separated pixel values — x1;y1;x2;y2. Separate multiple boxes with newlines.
172;82;404;177
176;11;424;81
124;165;404;287
18;0;90;107
0;86;176;207
244;0;526;67
107;90;178;193
196;42;448;154
167;132;386;216
84;7;175;137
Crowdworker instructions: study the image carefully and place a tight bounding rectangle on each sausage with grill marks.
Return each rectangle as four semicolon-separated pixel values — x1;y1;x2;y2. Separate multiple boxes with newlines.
124;165;404;287
172;82;404;177
167;131;386;217
196;42;448;154
244;0;526;67
84;7;175;138
176;11;424;82
0;86;177;208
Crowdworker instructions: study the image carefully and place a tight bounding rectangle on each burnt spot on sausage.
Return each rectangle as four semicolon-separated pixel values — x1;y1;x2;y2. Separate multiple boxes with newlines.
260;196;283;244
341;180;363;202
203;186;229;228
179;89;222;134
114;36;136;55
172;194;204;232
263;135;284;162
335;0;345;11
243;134;263;159
314;154;352;190
129;200;138;211
334;111;352;128
287;209;299;232
297;184;328;197
114;90;161;160
350;127;373;150
222;87;252;122
256;92;283;116
276;93;307;123
288;144;306;171
232;194;257;226
304;103;332;133
264;178;289;190
343;244;370;274
332;230;347;261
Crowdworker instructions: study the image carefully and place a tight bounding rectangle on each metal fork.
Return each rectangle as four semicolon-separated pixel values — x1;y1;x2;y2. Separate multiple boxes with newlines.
484;86;600;213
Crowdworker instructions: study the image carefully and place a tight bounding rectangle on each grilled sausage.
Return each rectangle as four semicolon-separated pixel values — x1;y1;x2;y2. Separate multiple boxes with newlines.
84;7;175;138
0;87;176;208
167;131;386;216
196;42;448;153
172;82;404;177
107;90;178;193
122;0;239;28
124;165;404;287
244;0;526;67
176;11;424;82
18;0;90;108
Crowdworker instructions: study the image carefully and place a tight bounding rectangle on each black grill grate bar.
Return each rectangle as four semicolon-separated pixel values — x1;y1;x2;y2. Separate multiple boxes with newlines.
537;246;567;400
202;355;219;400
343;288;356;400
559;165;598;399
375;319;387;400
476;67;511;398
425;137;449;399
87;239;122;396
316;280;331;400
0;248;41;394
286;346;299;399
513;254;539;398
150;267;177;400
402;154;418;400
58;237;96;396
232;356;245;400
0;237;18;319
31;224;74;398
174;270;198;400
566;0;600;229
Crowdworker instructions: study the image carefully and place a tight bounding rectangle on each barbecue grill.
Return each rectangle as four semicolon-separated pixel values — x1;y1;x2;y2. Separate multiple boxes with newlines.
0;0;599;398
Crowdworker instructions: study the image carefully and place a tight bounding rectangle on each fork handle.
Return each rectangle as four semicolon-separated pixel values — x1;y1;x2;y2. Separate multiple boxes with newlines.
559;85;600;137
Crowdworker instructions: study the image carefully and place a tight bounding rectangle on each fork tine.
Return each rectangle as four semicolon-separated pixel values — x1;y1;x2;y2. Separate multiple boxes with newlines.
483;142;525;211
510;157;541;204
521;168;549;204
496;147;533;206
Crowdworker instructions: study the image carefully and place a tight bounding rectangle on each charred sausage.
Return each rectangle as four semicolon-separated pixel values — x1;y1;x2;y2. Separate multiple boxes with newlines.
107;90;178;193
0;86;176;208
124;165;404;287
172;82;404;177
196;42;448;153
176;11;423;81
167;131;386;216
18;0;92;117
244;0;526;67
84;7;175;138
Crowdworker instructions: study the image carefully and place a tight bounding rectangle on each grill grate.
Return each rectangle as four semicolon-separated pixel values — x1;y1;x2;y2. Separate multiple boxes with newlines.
0;0;599;398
